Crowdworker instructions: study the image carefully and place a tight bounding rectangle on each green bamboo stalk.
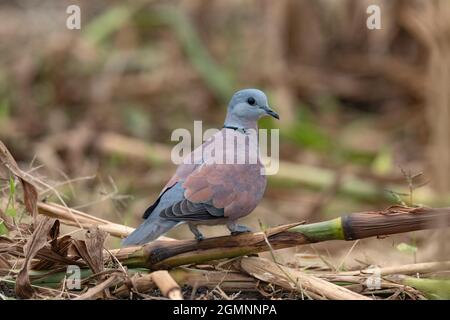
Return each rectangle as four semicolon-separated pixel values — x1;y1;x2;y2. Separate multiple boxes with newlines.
0;268;147;289
401;277;450;300
116;206;450;270
289;217;344;242
30;269;94;288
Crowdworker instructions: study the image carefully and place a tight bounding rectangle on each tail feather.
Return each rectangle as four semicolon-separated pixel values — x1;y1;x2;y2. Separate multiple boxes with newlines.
122;216;178;246
123;181;185;246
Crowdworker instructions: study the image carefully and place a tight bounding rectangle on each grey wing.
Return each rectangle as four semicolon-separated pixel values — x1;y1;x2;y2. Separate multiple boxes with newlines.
122;182;187;245
160;199;224;221
144;180;225;222
142;182;185;219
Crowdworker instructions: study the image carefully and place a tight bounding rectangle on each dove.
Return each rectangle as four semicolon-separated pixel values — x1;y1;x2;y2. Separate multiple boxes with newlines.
122;88;279;246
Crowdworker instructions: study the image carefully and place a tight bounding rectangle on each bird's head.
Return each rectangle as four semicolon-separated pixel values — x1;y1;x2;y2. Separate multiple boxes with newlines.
226;89;279;124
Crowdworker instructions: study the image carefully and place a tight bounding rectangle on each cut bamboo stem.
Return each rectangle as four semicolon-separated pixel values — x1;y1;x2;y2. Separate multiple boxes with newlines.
150;270;183;300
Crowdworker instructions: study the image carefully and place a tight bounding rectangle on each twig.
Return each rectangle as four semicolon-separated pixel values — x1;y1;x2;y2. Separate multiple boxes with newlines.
336;240;360;271
73;274;121;300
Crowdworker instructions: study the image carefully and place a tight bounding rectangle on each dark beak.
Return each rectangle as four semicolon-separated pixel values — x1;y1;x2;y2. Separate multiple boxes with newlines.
263;106;280;120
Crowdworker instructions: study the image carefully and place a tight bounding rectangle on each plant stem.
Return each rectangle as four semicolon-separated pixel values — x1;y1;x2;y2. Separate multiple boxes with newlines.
115;206;450;270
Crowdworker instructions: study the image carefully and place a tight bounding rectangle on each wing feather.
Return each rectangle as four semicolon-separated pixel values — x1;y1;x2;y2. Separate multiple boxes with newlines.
147;130;267;223
183;162;266;220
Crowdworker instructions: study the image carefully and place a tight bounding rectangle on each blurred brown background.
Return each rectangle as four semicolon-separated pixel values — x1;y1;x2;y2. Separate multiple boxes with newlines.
0;0;449;268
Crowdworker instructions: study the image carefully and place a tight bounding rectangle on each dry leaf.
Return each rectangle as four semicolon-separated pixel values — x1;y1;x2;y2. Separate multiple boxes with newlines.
33;243;84;270
85;227;107;274
0;140;38;221
0;254;11;269
0;208;14;231
32;220;82;270
72;227;107;274
15;216;56;299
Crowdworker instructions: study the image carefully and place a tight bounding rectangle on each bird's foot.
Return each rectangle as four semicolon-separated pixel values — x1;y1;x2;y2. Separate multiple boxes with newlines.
227;222;252;235
195;234;204;241
188;223;204;241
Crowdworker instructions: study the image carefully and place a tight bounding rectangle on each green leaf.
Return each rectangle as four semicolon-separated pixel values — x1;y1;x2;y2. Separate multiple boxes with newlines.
123;107;151;138
83;5;136;46
0;221;8;236
158;7;234;101
283;108;330;151
0;99;10;122
5;207;16;217
396;242;418;254
9;176;15;197
372;148;392;175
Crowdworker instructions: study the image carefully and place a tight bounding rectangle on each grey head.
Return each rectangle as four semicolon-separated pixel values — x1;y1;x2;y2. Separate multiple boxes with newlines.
224;88;279;129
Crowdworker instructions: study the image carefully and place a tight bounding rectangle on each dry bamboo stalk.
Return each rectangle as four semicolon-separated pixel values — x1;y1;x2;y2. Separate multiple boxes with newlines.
316;273;424;295
38;202;133;237
114;267;257;298
336;260;450;277
315;274;434;300
96;132;171;165
36;201;450;272
241;257;370;300
407;1;450;194
150;270;183;300
53;218;130;239
316;274;390;287
115;206;450;270
37;201;176;241
113;273;155;298
40;202;111;224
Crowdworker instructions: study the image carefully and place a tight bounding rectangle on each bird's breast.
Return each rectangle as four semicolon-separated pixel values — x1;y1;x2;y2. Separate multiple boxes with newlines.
199;129;263;166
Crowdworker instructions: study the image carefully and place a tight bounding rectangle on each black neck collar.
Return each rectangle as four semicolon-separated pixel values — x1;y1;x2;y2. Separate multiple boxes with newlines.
223;125;247;133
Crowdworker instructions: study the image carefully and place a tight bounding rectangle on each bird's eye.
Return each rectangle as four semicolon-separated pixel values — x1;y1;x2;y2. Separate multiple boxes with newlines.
247;97;256;106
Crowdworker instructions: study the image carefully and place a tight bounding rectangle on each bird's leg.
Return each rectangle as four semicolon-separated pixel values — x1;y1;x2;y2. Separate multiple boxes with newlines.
226;221;253;235
188;223;204;241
